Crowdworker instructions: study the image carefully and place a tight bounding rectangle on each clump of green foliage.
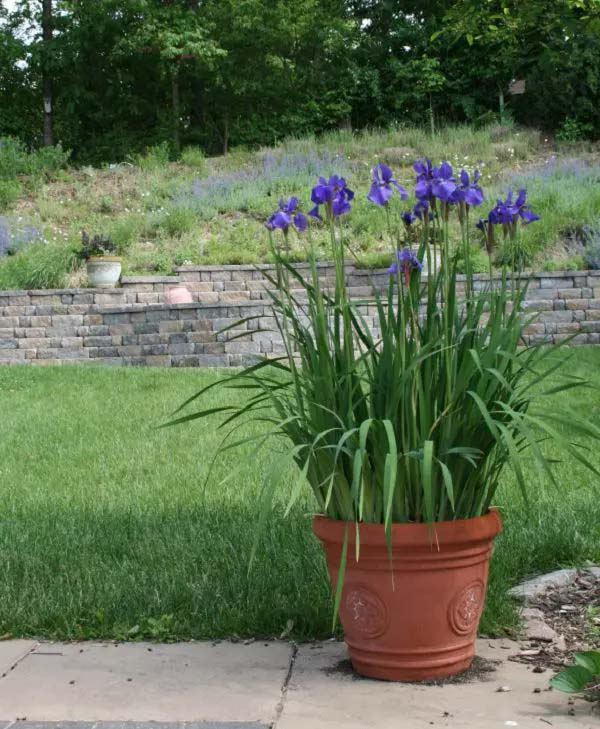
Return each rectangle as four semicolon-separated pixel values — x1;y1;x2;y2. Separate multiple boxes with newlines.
133;142;171;172
0;241;77;290
79;231;118;260
180;146;206;171
551;651;600;704
0;136;70;212
556;118;594;144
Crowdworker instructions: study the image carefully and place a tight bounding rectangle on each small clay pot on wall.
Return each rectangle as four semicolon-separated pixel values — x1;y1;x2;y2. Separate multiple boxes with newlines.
86;256;122;288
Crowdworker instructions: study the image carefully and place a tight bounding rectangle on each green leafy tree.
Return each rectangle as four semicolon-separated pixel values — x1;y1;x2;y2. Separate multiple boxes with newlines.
121;0;224;154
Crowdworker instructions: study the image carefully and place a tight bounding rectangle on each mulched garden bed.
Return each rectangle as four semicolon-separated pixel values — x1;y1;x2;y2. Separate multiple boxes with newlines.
510;568;600;673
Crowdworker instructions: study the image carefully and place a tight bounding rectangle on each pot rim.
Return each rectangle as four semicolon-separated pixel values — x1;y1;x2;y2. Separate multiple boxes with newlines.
313;508;502;547
86;256;122;263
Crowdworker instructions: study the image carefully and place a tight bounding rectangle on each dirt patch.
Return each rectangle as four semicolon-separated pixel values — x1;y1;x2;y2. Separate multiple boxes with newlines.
323;654;500;685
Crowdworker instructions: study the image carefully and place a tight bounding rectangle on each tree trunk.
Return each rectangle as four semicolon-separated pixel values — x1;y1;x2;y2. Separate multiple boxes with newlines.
42;0;54;147
223;112;229;155
171;69;181;155
429;94;435;135
499;89;505;123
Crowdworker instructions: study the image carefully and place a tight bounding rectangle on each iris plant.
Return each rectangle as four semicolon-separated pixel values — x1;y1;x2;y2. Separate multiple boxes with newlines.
172;152;600;610
367;163;408;206
309;175;354;220
389;248;423;285
266;196;308;233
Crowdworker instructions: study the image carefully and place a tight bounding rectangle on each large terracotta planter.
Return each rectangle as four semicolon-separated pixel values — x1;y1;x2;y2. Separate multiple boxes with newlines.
312;509;502;681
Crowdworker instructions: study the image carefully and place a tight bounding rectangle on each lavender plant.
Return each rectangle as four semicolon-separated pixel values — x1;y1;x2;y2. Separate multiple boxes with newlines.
0;219;11;257
0;217;42;257
169;156;600;541
176;151;350;219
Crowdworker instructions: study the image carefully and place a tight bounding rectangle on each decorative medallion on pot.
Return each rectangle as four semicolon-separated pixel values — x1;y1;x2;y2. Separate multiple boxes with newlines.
449;581;486;636
343;585;389;639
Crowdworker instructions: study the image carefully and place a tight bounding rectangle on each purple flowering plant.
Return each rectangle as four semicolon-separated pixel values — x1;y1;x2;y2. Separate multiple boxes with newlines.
171;152;600;594
265;196;308;234
388;248;423;285
477;188;541;273
308;175;354;220
367;163;408;206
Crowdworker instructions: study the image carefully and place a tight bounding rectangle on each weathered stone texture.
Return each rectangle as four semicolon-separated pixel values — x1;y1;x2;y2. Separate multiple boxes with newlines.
1;268;600;367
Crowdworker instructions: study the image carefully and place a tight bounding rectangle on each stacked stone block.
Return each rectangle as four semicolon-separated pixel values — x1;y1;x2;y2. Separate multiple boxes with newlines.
1;269;600;366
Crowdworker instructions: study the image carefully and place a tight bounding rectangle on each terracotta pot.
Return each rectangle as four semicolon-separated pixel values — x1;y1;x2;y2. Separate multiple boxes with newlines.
165;284;193;305
86;256;121;288
312;509;502;681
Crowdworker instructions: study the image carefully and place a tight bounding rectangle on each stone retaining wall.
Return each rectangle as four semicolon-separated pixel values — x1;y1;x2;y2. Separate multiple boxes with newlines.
1;267;600;366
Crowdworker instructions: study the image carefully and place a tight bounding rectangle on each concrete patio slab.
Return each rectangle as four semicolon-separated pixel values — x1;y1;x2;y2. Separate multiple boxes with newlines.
0;724;266;729
0;641;37;677
278;640;597;729
0;639;597;728
0;641;291;723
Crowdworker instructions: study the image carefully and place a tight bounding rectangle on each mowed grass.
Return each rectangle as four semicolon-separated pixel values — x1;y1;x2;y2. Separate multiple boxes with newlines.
1;349;599;641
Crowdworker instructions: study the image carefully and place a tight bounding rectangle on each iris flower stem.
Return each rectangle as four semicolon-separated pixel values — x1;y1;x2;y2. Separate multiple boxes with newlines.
442;215;453;405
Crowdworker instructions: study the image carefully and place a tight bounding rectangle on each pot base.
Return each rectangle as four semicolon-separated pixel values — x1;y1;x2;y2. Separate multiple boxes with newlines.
348;646;474;682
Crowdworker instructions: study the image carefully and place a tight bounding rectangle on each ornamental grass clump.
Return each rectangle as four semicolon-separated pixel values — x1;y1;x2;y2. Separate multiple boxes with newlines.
170;157;600;537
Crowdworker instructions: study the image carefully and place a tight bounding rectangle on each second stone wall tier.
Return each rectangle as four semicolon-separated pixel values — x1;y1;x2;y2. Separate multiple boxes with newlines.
2;269;600;366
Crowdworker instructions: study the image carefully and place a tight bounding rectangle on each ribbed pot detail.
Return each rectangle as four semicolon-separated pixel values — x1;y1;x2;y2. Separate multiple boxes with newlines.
312;509;502;681
86;257;122;288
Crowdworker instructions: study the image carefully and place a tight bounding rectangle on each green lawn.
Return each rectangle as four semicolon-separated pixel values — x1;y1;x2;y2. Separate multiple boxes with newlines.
1;350;599;642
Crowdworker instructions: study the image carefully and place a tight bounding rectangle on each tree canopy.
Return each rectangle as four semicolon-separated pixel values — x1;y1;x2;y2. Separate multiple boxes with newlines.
1;0;599;163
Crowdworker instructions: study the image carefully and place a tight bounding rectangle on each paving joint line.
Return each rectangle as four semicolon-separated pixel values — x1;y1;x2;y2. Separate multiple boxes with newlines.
0;642;40;681
270;641;298;729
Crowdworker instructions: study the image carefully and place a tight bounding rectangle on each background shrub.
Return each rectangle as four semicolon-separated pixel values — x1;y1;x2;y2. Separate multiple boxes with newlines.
0;241;77;290
0;137;70;182
0;180;21;211
134;143;171;172
180;146;206;171
556;118;594;144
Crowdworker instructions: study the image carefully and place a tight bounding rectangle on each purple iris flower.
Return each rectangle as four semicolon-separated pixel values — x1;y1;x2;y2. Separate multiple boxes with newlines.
367;163;408;206
389;248;423;285
414;159;456;202
266;196;307;233
514;188;540;224
413;199;431;221
450;169;484;207
402;210;416;227
309;175;354;219
488;189;540;226
488;191;516;225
